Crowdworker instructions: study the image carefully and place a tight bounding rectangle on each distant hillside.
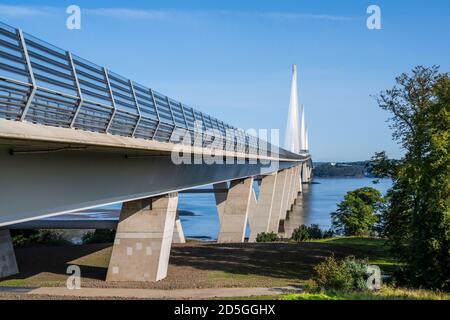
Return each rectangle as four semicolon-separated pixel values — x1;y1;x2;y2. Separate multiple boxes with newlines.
313;161;373;178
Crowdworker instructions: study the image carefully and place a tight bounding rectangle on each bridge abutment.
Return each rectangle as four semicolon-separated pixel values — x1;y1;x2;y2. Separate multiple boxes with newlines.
217;177;254;243
106;193;178;282
0;229;18;279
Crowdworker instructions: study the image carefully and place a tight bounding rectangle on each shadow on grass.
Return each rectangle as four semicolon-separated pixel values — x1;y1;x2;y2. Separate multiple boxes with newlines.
169;242;390;281
3;243;110;282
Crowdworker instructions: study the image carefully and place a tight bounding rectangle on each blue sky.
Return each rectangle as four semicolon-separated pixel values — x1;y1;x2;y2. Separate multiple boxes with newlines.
1;0;449;161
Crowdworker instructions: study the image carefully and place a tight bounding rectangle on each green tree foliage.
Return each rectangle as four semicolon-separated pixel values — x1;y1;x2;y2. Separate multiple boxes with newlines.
372;66;450;290
331;187;384;236
82;229;116;244
255;232;279;242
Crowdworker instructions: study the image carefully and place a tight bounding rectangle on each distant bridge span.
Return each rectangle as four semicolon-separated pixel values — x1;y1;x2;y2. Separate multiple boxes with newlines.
0;21;312;281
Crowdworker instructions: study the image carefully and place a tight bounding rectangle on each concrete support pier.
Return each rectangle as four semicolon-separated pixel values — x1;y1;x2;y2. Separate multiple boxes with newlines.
172;213;186;244
0;230;18;279
213;182;228;224
268;169;288;233
249;173;277;242
106;193;178;282
217;177;253;243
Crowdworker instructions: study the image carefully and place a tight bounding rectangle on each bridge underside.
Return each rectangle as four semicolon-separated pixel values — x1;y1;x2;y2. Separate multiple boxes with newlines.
0;144;299;227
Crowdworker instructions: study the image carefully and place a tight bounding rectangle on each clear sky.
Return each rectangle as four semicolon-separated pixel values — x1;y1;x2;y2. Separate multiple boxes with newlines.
1;0;449;161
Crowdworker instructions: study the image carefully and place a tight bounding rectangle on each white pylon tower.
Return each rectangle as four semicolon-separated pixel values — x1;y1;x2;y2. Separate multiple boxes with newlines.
284;64;301;153
299;104;306;152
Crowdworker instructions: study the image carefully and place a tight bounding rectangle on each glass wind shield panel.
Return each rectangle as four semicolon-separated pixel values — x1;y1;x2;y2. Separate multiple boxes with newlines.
153;91;174;125
72;55;113;107
0;80;29;120
181;105;195;145
134;117;158;140
168;98;187;129
73;100;113;132
0;23;31;120
193;110;206;132
182;105;195;130
107;71;138;115
133;83;158;120
108;111;138;137
24;33;78;97
153;122;174;142
25;90;78;127
0;24;30;83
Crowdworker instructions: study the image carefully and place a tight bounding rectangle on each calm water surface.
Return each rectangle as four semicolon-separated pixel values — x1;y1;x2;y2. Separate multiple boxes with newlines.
179;178;391;239
83;178;391;240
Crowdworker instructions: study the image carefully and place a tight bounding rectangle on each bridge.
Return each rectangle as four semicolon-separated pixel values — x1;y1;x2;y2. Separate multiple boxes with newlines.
0;21;312;281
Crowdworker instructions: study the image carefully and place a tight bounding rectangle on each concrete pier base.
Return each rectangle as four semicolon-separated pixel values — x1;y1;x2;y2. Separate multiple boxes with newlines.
217;177;253;243
106;193;178;282
0;229;18;279
172;213;185;244
249;173;277;242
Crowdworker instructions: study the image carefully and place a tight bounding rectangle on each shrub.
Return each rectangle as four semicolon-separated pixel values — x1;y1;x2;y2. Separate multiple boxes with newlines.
255;232;279;242
313;255;372;291
12;234;30;247
82;229;116;244
291;224;325;242
322;229;334;239
36;230;68;245
341;256;370;290
11;229;67;246
291;225;311;242
308;224;323;239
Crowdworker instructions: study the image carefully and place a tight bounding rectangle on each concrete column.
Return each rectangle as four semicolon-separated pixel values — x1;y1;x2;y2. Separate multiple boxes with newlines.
213;182;228;224
106;193;178;282
0;230;18;279
297;165;303;195
172;213;186;244
217;177;253;243
280;168;294;221
247;187;258;234
249;173;277;242
268;169;288;233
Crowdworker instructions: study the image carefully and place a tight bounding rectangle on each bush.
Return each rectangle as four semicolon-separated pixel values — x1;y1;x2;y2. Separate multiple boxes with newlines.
291;224;325;242
255;232;279;242
11;229;67;246
82;229;116;244
292;225;311;242
36;230;68;245
308;224;323;239
313;255;371;291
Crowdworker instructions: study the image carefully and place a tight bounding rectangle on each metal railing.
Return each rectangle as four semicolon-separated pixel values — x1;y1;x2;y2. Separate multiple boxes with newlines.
0;21;302;160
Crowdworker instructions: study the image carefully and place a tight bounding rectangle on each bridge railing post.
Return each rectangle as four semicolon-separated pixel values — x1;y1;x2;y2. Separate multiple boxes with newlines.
17;29;36;122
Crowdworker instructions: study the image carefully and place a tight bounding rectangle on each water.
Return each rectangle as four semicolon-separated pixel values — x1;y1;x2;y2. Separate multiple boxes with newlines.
66;178;391;240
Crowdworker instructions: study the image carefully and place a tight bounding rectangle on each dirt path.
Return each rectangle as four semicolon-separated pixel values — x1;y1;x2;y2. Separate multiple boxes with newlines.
0;285;300;299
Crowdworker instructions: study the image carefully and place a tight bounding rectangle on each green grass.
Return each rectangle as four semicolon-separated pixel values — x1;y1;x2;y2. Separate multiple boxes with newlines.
281;287;450;300
311;236;387;247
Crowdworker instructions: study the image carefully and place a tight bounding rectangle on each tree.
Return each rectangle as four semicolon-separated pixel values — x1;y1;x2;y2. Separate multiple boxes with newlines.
372;66;450;290
331;187;384;236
